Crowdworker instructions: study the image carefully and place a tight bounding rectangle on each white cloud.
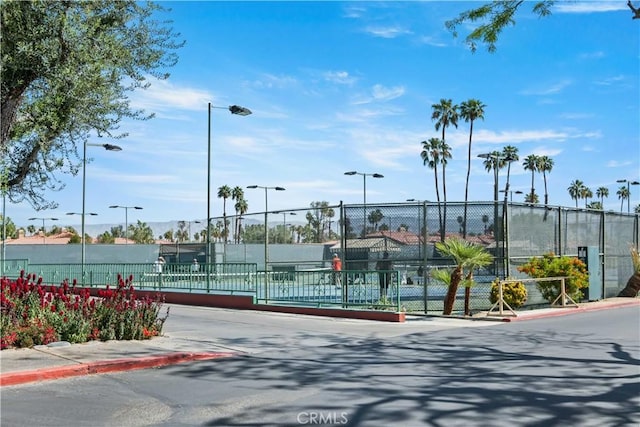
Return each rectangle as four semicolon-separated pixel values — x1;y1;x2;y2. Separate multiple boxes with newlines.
246;73;298;90
372;84;405;101
363;25;412;38
472;129;572;144
559;112;596;120
129;78;210;112
417;35;448;47
323;70;357;85
351;84;406;105
606;160;634;167
579;51;606;60
593;75;626;86
520;79;573;96
554;2;628;13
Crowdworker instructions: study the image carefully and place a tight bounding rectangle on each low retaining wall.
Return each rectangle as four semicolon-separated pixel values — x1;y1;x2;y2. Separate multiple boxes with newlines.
86;288;405;322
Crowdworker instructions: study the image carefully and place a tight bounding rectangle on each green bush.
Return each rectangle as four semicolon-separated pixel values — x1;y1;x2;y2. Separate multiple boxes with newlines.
517;253;589;303
489;278;528;308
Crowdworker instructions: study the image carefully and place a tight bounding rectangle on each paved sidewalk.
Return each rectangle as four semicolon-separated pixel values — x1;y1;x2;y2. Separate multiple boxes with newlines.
1;298;638;387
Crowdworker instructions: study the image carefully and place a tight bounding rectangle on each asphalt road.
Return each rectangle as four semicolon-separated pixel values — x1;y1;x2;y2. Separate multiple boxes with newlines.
1;305;638;427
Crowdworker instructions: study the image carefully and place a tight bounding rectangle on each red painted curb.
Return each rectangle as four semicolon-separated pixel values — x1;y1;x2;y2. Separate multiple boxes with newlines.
0;352;234;387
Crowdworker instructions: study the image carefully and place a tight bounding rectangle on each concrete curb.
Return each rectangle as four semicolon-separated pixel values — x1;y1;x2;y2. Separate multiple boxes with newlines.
0;352;235;387
500;299;640;322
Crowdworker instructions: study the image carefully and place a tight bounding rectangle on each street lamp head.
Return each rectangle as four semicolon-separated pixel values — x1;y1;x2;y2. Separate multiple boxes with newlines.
344;171;357;176
133;206;143;210
228;105;252;116
290;212;297;215
515;190;524;194
247;185;258;189
630;181;640;185
372;173;384;179
616;179;627;183
275;187;286;191
103;144;122;151
108;205;119;209
477;153;491;159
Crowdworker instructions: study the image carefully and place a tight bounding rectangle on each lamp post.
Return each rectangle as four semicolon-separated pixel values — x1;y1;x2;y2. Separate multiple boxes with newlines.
108;205;143;243
344;171;384;236
206;104;252;279
616;179;640;213
276;211;296;243
80;142;121;279
188;220;201;242
478;152;515;278
499;190;523;202
247;185;285;298
28;217;58;244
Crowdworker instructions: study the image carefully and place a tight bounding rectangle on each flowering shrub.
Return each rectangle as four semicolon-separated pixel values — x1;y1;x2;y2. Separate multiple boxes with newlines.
489;278;528;308
517;253;589;303
0;271;169;349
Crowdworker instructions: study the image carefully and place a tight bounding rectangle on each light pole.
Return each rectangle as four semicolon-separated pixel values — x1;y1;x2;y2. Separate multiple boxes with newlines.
247;185;285;298
344;171;384;236
81;141;121;278
109;205;143;243
616;179;640;213
499;190;523;202
28;217;58;244
276;211;296;243
188;220;201;242
206;103;252;272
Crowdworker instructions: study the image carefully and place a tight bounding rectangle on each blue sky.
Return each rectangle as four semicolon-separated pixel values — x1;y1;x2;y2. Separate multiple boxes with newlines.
9;1;640;231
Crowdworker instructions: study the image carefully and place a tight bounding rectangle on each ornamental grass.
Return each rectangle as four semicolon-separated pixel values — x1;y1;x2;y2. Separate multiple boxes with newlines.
0;270;169;350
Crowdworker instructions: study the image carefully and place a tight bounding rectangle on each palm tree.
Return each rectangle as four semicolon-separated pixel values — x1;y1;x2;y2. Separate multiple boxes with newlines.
439;139;453;239
523;154;540;203
568;180;585;208
231;186;245;243
234;197;248;243
460;99;486;238
367;209;384;232
217;185;232;242
502;145;519;200
596;187;609;209
433;237;493;315
481;214;489;234
538;155;554;205
421;138;443;237
617;186;630;213
580;186;593;208
524;192;539;204
432;99;459;241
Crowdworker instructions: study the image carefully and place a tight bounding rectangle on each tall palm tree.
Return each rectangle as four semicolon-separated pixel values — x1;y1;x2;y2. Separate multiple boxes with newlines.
231;186;245;243
234;197;248;243
579;186;593;208
421;138;443;237
217;185;232;242
596;187;609;209
568;180;585;208
523;154;540;203
617;186;630;213
459;99;486;238
538;155;554;205
439;139;452;239
502;145;519;200
432;99;459;241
